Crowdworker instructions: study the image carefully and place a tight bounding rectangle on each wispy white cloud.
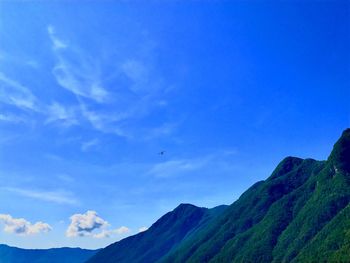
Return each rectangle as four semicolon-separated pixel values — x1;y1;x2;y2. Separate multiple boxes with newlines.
56;173;75;183
148;158;210;178
0;113;25;123
66;210;129;239
145;122;179;140
0;50;40;69
120;59;150;94
0;25;176;142
25;59;40;69
3;187;79;205
81;138;99;152
147;150;239;178
46;102;78;127
121;59;148;83
47;24;174;139
47;25;68;50
44;153;64;162
52;63;108;103
78;102;130;138
48;25;109;103
0;214;51;235
0;72;39;111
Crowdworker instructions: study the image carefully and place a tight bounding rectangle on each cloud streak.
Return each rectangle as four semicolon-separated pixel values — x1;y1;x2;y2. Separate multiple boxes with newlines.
48;25;109;103
48;25;67;50
81;138;99;152
0;72;39;112
0;113;26;124
47;24;174;139
148;158;210;178
3;187;79;205
46;102;78;127
147;149;239;178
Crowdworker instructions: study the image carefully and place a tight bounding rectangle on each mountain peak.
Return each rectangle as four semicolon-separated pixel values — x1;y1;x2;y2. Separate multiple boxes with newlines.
175;203;200;210
269;156;304;179
328;128;350;173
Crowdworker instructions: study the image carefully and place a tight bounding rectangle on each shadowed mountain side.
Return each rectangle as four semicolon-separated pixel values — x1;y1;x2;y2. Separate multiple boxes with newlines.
0;244;98;263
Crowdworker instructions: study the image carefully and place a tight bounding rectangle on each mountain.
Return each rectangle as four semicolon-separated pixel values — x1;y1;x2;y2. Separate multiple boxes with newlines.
87;203;227;263
87;128;350;263
162;128;350;262
0;244;98;263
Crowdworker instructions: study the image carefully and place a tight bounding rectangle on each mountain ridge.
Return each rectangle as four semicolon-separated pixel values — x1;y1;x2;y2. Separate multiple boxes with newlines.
87;204;228;263
87;129;350;263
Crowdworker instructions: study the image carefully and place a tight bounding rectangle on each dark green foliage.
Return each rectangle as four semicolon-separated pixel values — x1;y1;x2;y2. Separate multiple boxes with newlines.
87;204;227;263
0;244;97;263
165;130;350;263
328;128;350;174
86;129;350;263
164;158;324;263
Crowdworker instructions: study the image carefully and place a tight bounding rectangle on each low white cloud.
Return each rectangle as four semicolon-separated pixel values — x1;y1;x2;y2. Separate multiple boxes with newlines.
138;226;148;233
114;226;130;234
93;226;130;239
92;229;110;239
66;211;130;239
66;210;109;237
3;187;78;205
0;214;51;235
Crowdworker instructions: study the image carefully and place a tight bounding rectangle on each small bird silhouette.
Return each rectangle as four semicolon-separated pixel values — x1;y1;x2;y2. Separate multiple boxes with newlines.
158;151;165;155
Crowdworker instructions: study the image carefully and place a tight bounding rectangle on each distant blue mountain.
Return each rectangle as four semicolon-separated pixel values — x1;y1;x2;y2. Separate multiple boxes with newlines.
0;244;98;263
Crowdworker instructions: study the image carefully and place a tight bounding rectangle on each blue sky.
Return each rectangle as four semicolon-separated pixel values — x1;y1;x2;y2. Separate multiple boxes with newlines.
0;1;349;249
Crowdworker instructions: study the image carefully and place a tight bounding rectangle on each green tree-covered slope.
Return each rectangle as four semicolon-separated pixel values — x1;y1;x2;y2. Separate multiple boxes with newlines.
87;204;227;263
164;129;350;262
87;129;350;263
